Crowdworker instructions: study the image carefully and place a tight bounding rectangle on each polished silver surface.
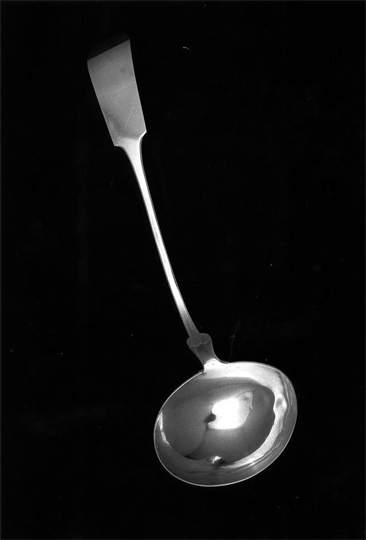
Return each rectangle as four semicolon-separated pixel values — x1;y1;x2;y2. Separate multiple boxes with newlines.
154;360;297;487
88;37;202;343
88;38;146;145
88;36;298;487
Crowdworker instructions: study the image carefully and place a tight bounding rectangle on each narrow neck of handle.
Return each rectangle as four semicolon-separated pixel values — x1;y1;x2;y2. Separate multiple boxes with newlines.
122;137;204;345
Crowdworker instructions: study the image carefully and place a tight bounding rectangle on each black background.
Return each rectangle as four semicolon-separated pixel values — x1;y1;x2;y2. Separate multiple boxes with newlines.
2;1;365;539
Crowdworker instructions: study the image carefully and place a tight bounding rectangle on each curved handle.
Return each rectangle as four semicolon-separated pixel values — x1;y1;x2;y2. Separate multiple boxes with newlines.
121;137;219;365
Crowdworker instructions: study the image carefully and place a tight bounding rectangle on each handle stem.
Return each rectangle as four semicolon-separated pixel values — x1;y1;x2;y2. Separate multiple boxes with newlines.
123;137;213;357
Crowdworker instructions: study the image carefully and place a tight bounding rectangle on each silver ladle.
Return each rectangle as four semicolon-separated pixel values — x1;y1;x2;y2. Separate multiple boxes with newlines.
87;36;297;487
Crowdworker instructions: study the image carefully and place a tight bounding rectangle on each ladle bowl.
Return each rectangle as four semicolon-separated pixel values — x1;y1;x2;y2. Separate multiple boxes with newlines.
154;358;297;486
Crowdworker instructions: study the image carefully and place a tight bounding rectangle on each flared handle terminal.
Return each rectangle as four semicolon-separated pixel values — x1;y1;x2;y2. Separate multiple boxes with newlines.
187;333;221;366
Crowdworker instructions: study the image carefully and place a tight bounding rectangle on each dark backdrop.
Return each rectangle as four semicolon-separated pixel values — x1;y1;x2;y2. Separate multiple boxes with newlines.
2;1;365;539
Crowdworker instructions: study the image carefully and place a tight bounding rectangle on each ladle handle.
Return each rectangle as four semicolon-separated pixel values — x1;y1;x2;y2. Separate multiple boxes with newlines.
121;137;218;364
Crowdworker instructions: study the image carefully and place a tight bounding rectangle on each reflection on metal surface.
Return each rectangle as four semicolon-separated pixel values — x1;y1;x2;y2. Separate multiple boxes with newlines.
210;393;252;429
154;361;296;487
